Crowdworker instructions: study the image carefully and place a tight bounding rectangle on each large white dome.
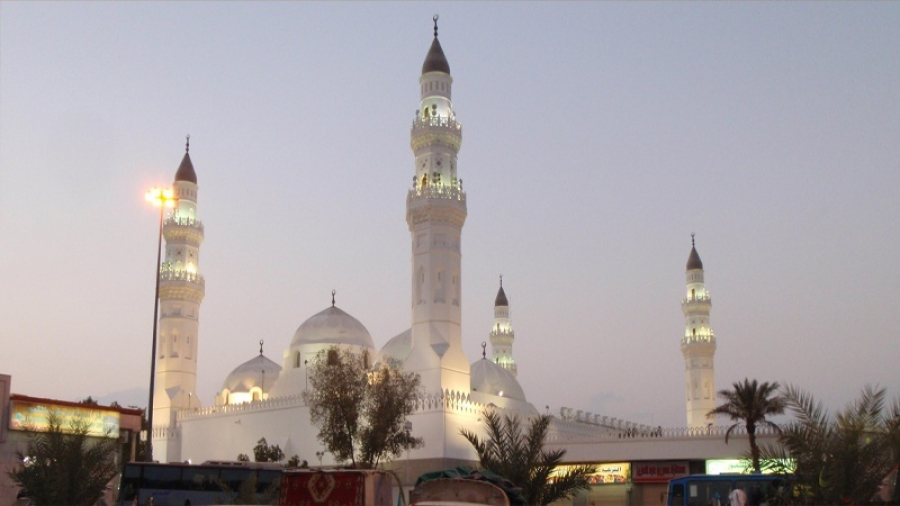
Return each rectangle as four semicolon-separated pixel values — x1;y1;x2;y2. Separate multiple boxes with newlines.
222;354;282;394
470;357;526;402
290;305;375;349
380;328;412;363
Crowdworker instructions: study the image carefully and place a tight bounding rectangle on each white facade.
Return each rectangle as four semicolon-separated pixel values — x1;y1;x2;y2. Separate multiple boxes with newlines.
151;22;661;476
681;236;717;428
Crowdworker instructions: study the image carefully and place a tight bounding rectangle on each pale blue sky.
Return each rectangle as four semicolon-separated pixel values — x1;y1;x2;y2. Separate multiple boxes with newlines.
1;2;898;428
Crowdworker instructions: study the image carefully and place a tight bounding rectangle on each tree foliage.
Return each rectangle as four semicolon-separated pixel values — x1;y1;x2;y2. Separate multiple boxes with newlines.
302;346;423;468
708;378;786;473
253;437;285;463
8;413;120;506
461;409;595;506
758;384;900;504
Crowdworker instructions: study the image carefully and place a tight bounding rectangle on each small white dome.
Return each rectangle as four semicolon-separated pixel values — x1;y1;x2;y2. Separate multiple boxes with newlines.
222;354;282;394
291;306;375;349
380;328;412;362
470;358;526;401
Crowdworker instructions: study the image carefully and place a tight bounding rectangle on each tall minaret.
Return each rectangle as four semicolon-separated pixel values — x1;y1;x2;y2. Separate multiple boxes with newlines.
405;17;470;393
681;235;716;428
153;138;206;462
489;276;517;377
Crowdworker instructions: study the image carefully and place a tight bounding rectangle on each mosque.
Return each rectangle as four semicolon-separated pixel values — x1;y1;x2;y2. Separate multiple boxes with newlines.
149;19;720;488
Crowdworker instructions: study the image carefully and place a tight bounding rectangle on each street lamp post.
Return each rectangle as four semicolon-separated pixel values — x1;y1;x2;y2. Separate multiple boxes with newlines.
315;451;324;467
404;421;413;484
145;187;176;462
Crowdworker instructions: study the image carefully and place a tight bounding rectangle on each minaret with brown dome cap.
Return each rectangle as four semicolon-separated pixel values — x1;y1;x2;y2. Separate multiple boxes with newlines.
489;276;517;377
681;234;716;428
153;137;206;462
405;16;469;393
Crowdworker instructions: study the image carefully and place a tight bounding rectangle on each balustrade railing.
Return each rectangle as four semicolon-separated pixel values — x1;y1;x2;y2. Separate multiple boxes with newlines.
159;268;205;287
681;333;716;345
164;215;204;231
412;115;462;130
408;184;465;201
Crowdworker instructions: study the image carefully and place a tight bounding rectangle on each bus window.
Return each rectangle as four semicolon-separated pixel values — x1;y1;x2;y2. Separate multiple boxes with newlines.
671;483;685;505
220;468;248;491
687;480;731;506
144;465;182;489
183;466;221;492
258;469;282;493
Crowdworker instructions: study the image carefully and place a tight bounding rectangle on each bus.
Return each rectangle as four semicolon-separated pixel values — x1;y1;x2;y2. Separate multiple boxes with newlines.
116;461;283;506
666;473;792;506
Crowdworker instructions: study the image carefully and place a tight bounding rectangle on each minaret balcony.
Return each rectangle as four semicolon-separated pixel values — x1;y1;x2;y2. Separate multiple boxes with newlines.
681;333;716;347
407;184;466;203
681;296;711;311
412;115;462;131
163;216;205;245
411;116;462;152
159;268;205;289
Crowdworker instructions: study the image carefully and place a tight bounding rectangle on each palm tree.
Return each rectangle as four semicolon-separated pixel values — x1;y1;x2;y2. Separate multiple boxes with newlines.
461;409;595;506
762;384;900;504
708;378;786;473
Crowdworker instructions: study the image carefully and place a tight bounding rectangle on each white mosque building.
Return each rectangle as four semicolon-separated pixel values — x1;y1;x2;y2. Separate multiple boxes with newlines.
149;19;719;479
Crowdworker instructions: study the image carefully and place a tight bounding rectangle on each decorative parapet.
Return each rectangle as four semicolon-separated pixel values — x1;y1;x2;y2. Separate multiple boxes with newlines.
547;421;783;443
151;425;180;439
178;394;305;421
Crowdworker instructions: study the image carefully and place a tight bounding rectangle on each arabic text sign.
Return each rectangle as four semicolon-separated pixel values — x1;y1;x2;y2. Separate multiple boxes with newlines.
9;400;120;438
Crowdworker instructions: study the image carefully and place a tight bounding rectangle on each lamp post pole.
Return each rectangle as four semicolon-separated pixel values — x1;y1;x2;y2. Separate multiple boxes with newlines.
145;187;176;462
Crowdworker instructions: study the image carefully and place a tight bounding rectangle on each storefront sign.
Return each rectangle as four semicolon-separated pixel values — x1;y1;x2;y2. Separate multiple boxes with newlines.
706;459;793;475
633;461;689;483
9;400;120;438
554;463;630;485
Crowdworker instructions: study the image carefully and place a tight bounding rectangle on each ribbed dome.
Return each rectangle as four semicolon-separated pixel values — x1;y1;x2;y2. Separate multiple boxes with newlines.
222;354;282;394
470;358;526;401
494;286;508;307
422;37;450;75
175;152;197;184
290;306;375;349
687;246;704;271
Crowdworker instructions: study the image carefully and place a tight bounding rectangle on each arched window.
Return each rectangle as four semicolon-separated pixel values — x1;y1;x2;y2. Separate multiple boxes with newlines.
294;351;301;368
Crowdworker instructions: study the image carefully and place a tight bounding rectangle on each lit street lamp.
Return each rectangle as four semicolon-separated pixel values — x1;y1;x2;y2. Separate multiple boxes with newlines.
145;187;176;462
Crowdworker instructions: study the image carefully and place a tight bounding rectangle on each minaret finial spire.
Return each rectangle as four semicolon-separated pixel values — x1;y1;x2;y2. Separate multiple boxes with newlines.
186;134;190;153
433;14;439;37
499;274;503;288
481;341;486;359
331;289;336;307
259;339;264;355
691;233;695;247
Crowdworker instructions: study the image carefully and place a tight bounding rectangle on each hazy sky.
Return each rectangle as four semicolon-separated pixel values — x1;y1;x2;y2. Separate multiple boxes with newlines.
1;2;898;429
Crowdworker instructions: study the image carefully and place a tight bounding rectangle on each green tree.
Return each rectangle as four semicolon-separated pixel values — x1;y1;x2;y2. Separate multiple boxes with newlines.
708;378;786;473
302;346;423;469
761;384;900;504
461;409;595;506
8;413;120;505
253;437;285;462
